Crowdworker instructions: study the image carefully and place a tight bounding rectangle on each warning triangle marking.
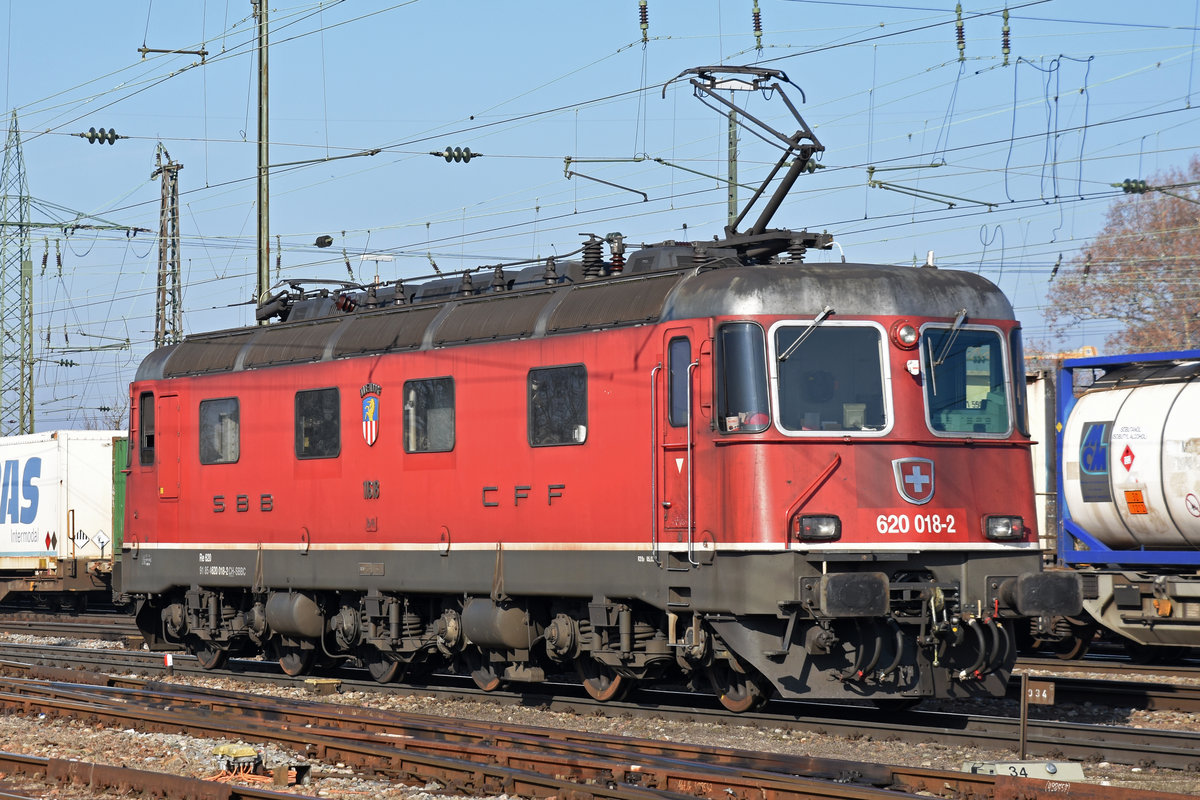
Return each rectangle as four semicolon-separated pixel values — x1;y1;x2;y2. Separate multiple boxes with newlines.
675;458;685;473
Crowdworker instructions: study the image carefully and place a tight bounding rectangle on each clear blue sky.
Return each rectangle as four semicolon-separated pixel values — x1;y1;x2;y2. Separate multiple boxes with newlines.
2;1;1198;428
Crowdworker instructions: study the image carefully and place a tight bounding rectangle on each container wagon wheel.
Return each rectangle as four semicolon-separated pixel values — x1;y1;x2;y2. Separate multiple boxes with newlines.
277;643;316;677
189;637;227;671
1053;617;1098;660
576;658;631;702
706;661;770;713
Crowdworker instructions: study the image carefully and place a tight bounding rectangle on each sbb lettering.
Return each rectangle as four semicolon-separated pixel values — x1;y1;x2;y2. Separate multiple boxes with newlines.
212;493;274;513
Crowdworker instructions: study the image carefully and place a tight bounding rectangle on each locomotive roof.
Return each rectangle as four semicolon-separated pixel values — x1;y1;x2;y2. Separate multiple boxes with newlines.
137;251;1015;381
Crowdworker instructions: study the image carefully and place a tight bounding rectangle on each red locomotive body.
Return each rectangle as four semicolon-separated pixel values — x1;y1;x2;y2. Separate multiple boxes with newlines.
121;251;1079;707
120;67;1079;708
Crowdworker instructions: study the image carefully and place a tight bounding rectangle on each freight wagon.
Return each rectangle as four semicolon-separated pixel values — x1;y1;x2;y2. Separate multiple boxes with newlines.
0;430;126;607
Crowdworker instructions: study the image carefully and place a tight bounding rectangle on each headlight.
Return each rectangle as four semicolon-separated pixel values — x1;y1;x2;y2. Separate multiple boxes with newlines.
985;515;1026;541
890;320;919;349
793;514;841;542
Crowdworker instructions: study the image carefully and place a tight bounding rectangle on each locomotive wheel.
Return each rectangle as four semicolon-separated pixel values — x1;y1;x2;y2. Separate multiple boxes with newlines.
190;637;227;671
706;663;769;713
363;649;403;684
576;658;630;702
277;644;316;677
471;665;502;691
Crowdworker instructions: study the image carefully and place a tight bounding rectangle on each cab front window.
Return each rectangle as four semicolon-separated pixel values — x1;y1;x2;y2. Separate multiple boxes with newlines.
774;323;887;433
922;326;1011;435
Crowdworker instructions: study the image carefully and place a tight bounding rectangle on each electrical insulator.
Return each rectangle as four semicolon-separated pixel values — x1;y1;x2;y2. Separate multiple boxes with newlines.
639;0;649;44
955;3;965;62
438;146;474;163
81;126;121;144
582;235;604;280
314;235;333;248
752;0;763;52
334;294;357;313
1121;178;1148;194
543;256;559;286
490;266;507;292
1001;7;1010;67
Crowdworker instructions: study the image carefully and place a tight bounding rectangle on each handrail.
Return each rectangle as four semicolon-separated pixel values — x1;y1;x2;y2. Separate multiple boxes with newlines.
686;360;700;566
649;362;662;564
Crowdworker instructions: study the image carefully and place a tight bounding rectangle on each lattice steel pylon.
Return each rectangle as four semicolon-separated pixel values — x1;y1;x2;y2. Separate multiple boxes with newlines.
151;143;182;347
0;110;33;435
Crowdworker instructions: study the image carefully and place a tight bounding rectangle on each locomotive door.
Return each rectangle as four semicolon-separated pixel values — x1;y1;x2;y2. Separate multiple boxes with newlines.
656;330;697;562
156;394;181;500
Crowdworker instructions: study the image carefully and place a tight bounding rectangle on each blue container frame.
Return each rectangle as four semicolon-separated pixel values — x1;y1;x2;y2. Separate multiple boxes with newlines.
1056;349;1200;568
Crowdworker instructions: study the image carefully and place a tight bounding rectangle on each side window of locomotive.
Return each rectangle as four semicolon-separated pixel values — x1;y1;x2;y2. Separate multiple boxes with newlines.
528;365;587;446
1009;327;1030;437
295;388;340;459
716;322;769;433
404;377;455;453
922;327;1011;435
138;392;155;465
199;398;240;465
668;338;692;427
775;325;886;433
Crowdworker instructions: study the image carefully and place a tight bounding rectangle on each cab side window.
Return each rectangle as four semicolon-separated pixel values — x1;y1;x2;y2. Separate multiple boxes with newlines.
528;365;587;446
716;323;770;433
138;392;156;465
295;388;340;459
404;377;455;453
668;338;692;427
199;398;240;464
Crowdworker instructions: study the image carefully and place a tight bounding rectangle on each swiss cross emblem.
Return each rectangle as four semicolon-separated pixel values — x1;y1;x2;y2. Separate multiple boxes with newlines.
1121;445;1135;471
892;458;935;505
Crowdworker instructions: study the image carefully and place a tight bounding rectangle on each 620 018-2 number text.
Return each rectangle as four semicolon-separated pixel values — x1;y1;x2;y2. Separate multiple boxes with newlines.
876;513;958;535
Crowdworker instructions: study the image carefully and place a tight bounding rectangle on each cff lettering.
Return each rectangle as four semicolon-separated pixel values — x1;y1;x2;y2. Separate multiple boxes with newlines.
0;458;40;524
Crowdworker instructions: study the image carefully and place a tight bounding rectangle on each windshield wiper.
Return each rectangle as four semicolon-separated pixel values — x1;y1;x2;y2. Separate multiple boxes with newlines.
778;306;834;362
932;309;967;368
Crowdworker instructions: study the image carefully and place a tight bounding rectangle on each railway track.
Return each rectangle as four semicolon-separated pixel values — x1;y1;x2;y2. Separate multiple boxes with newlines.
0;667;1189;800
0;612;139;641
1;640;1198;775
0;749;312;800
2;616;1199;714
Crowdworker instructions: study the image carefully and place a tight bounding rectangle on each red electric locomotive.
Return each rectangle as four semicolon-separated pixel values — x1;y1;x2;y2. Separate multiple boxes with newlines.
120;67;1079;709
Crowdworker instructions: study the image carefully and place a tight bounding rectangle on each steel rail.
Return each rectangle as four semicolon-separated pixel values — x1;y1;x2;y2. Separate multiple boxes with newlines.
1;642;1200;772
0;747;318;800
0;675;1190;800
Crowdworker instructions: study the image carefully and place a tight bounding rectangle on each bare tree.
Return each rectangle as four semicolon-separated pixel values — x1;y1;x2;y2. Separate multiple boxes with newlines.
1045;155;1200;352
